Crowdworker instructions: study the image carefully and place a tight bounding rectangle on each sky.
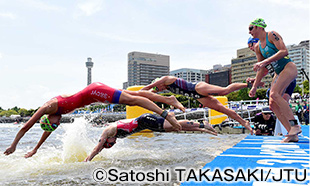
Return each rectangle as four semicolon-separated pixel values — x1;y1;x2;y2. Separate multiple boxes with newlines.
0;0;309;110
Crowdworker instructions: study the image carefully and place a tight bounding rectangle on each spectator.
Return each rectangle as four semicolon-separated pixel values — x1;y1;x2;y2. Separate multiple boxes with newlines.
303;101;309;125
295;101;303;123
254;107;276;136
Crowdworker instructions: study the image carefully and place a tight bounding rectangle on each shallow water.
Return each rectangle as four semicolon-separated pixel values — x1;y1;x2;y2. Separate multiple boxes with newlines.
0;118;247;185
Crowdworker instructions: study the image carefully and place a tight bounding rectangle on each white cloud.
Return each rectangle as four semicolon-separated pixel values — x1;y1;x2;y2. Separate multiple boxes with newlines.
0;12;17;19
21;0;64;11
77;0;104;16
263;0;309;10
0;53;3;59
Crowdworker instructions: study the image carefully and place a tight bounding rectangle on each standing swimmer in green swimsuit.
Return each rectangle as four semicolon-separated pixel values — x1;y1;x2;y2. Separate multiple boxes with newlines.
248;18;300;142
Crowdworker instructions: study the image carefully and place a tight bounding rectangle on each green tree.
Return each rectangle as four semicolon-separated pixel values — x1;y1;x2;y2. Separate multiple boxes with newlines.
302;80;309;95
0;110;18;117
294;85;302;94
11;106;20;113
227;91;239;101
256;88;267;99
238;88;252;101
18;108;28;117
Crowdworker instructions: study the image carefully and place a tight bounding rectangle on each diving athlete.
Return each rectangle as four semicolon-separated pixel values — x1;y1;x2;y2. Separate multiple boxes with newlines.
84;113;217;162
141;76;263;134
4;82;182;157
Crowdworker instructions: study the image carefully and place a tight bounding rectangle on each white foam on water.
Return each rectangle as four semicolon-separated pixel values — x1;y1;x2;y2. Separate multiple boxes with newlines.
60;117;97;163
0;117;101;183
0;119;247;185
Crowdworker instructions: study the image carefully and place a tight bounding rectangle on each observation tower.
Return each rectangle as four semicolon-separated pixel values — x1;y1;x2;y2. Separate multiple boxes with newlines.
85;57;94;85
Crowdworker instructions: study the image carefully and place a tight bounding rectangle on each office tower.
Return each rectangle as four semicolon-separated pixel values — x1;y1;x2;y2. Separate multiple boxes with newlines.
231;48;272;86
287;40;309;87
128;51;169;86
205;64;232;87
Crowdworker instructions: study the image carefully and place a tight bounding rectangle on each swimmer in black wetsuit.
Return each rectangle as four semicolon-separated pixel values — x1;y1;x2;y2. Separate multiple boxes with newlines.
141;76;264;134
84;113;217;162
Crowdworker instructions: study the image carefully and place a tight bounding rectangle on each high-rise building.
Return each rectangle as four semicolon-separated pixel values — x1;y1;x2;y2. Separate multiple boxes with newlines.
205;64;231;87
123;82;128;90
206;70;231;87
231;48;272;86
170;68;208;82
128;51;169;86
287;40;309;87
85;57;94;85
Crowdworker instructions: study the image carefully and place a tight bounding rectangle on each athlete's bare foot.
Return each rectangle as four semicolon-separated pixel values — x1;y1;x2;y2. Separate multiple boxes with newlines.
281;134;299;143
168;95;185;112
203;128;217;136
286;125;302;136
203;121;217;133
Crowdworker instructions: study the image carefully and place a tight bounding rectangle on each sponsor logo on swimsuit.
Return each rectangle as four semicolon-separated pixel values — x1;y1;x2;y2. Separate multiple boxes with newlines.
91;90;108;99
265;64;275;77
146;116;156;121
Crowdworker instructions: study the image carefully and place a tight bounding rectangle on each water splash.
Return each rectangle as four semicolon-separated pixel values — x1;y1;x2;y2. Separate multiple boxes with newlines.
61;117;96;163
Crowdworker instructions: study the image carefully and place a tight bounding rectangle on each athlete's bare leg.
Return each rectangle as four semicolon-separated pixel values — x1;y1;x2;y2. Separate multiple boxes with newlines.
198;96;253;134
268;63;300;143
163;120;217;136
195;81;264;96
119;91;181;131
124;90;185;112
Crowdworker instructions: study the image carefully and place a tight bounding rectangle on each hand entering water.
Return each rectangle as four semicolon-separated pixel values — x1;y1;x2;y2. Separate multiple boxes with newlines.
25;149;37;158
4;146;16;155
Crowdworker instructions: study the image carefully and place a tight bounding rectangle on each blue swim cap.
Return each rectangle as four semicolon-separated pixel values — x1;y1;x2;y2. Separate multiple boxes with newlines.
248;37;259;44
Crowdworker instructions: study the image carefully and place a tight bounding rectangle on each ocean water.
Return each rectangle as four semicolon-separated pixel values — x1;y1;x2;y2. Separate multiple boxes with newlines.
0;118;247;185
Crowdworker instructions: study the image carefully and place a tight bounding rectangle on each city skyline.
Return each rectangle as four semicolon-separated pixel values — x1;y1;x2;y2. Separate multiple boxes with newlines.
0;0;309;109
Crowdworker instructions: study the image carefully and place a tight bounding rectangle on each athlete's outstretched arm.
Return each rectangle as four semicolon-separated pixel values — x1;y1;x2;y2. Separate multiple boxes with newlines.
140;76;177;92
84;125;116;162
4;106;47;155
25;131;52;158
4;99;57;156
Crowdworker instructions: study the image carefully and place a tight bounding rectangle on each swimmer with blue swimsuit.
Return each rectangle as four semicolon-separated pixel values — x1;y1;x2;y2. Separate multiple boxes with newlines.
4;82;182;158
84;113;217;162
248;18;300;142
141;76;260;134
